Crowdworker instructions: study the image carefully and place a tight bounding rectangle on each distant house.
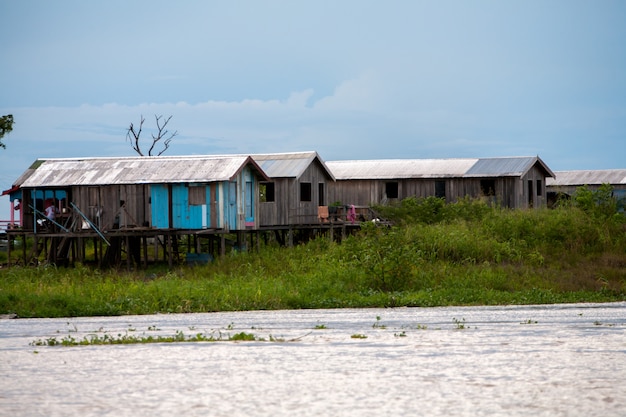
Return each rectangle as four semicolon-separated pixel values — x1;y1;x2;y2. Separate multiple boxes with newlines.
5;155;268;233
546;169;626;207
251;152;335;226
326;156;555;209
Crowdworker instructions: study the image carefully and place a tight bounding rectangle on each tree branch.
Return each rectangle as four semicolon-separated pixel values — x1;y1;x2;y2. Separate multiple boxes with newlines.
126;114;177;156
151;115;178;156
126;115;145;156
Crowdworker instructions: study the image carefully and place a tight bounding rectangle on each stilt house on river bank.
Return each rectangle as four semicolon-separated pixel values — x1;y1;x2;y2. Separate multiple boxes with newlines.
2;155;268;267
326;156;555;209
252;152;336;227
2;152;556;268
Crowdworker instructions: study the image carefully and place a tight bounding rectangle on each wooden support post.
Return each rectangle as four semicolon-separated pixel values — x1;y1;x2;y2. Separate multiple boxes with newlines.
220;234;226;256
142;236;148;268
6;233;11;267
167;234;173;267
126;235;131;270
22;234;27;265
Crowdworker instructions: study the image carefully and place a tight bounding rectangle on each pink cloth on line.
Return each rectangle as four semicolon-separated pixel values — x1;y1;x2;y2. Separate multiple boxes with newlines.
348;204;356;224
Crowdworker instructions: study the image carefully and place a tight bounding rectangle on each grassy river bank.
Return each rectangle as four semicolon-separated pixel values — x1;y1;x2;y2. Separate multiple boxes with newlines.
2;193;625;318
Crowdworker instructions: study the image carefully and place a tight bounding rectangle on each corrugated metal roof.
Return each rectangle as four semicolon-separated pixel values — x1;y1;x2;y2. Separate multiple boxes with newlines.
326;159;479;180
327;156;553;180
326;158;477;180
465;156;545;177
546;169;626;186
252;152;318;178
18;155;258;187
251;151;335;180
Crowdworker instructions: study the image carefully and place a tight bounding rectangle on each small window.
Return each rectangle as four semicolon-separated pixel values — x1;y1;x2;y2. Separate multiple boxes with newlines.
300;182;312;202
188;186;206;206
385;182;399;199
536;179;542;196
480;179;496;196
260;182;275;202
435;181;446;199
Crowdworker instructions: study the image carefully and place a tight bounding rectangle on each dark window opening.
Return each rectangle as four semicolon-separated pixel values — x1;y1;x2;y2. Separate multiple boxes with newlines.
300;182;312;202
536;179;542;196
385;182;399;199
435;181;446;199
318;183;325;206
260;182;275;203
188;186;206;206
480;179;496;196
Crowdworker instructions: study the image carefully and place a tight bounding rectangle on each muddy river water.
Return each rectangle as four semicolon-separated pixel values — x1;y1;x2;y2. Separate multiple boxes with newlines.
1;302;625;416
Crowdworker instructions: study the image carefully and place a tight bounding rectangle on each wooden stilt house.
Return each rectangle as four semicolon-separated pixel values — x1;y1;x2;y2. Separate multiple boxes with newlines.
6;155;268;234
251;152;335;227
326;156;555;209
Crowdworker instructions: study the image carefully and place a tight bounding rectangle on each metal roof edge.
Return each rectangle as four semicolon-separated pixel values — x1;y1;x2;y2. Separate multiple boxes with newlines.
229;156;271;182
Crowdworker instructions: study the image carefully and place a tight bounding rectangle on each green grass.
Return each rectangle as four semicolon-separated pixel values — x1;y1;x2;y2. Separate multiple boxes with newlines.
2;198;625;318
29;329;266;346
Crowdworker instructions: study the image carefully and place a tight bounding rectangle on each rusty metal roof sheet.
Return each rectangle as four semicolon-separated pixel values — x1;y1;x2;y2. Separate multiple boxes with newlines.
546;169;626;186
327;156;553;180
18;155;261;187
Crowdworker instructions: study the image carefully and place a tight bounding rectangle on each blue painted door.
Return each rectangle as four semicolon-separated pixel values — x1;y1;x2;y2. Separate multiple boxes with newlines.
150;185;170;228
172;185;202;229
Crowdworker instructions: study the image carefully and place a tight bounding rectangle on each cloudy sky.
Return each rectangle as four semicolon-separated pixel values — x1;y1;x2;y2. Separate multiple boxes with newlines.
1;1;625;218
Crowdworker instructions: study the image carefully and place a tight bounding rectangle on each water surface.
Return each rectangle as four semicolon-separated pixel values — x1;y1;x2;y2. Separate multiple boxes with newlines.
1;303;625;416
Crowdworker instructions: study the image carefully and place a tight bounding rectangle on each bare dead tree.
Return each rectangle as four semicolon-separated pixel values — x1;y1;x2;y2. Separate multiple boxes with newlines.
126;114;178;156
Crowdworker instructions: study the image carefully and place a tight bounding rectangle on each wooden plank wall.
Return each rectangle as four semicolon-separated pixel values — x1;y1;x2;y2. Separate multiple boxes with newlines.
73;184;150;231
329;176;538;209
259;161;331;226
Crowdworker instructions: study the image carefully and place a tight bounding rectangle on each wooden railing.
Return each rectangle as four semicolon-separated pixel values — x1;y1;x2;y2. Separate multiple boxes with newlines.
0;219;20;233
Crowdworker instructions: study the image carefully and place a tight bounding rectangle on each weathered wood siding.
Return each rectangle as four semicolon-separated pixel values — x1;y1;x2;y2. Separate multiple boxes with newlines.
520;165;548;208
258;178;291;226
328;172;547;209
259;160;331;226
71;184;151;231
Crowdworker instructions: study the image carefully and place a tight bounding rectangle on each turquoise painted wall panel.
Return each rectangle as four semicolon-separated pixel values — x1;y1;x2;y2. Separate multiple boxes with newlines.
172;185;202;229
150;184;169;228
245;180;253;223
228;181;237;230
